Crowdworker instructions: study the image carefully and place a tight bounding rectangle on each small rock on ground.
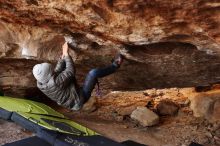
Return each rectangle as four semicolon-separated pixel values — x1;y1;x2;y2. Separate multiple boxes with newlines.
130;106;159;127
82;96;97;113
189;92;220;122
157;100;179;116
117;105;138;116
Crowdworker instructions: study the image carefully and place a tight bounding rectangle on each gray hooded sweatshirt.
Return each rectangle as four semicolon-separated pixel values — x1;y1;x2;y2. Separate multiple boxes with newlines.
37;56;82;110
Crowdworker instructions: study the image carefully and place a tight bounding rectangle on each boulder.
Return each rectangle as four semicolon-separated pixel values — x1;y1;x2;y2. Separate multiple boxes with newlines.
189;90;220;122
156;100;179;116
1;1;220;92
117;105;138;116
130;107;159;127
82;96;97;113
190;94;214;118
212;100;220;122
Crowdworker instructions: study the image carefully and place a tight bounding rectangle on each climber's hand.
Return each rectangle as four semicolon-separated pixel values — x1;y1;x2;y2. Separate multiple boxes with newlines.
62;42;69;58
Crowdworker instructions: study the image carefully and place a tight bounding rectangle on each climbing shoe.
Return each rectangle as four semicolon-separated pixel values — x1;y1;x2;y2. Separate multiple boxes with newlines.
112;53;125;67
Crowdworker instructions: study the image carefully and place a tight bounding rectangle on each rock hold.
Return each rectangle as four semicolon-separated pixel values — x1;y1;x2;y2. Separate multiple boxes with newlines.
130;106;159;127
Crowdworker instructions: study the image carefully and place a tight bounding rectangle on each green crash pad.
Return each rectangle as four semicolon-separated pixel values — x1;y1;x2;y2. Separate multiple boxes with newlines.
0;96;97;136
0;96;64;118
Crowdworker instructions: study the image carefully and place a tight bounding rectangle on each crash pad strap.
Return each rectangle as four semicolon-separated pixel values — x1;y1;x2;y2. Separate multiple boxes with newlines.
37;129;125;146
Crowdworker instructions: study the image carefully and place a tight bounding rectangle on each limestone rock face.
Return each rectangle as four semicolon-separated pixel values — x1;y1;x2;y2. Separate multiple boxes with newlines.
131;106;159;127
0;0;220;51
0;0;220;92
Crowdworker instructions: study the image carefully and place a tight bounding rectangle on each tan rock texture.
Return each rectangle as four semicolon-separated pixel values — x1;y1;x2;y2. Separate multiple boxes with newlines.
130;106;159;126
189;89;220;122
0;0;220;91
0;1;220;144
156;99;179;116
0;0;220;51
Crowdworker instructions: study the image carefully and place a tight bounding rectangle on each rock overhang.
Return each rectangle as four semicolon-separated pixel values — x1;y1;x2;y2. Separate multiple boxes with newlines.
0;0;220;92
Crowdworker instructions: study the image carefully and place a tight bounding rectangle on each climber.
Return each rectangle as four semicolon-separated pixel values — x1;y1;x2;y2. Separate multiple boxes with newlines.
32;42;124;111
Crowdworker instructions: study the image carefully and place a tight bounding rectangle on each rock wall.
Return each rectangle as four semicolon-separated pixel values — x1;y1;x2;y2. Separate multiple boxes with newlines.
0;0;220;93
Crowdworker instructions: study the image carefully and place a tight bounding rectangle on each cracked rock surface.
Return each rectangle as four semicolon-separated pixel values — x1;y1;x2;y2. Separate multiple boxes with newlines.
0;1;220;146
0;0;220;90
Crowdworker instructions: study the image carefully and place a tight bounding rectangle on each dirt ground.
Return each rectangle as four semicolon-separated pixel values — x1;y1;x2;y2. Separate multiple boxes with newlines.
62;87;220;146
0;87;219;146
0;119;33;145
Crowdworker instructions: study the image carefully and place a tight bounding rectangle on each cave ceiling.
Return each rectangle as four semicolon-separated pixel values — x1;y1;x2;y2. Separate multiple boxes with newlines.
0;0;220;92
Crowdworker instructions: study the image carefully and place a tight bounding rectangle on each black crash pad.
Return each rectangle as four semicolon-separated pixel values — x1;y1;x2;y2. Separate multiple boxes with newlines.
2;136;51;146
37;129;125;146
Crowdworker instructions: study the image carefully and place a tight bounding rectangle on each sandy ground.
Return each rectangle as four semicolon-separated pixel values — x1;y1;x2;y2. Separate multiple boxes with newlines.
0;119;33;145
62;87;220;146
